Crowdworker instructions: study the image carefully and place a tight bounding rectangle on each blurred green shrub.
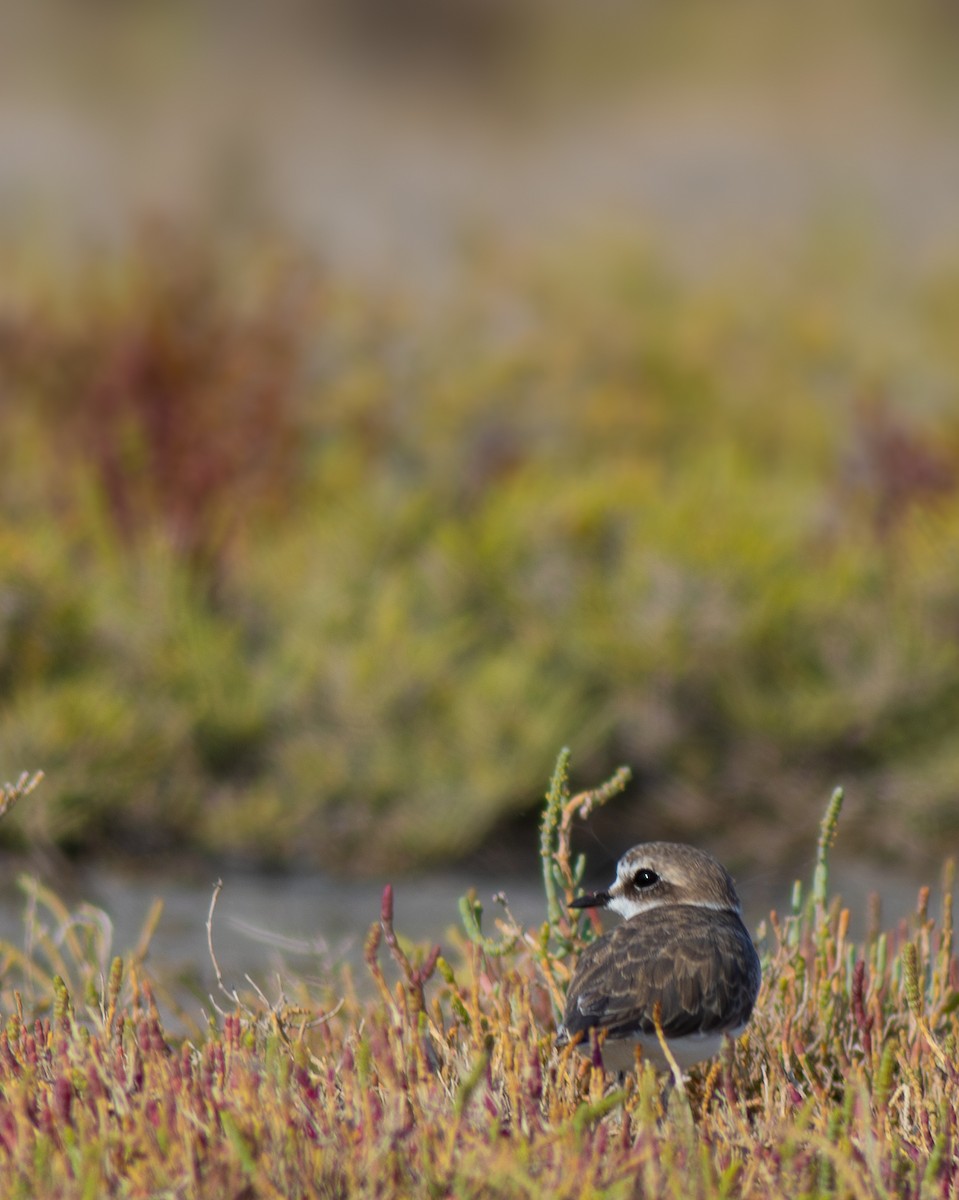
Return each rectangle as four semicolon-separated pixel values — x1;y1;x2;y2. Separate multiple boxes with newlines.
2;234;959;870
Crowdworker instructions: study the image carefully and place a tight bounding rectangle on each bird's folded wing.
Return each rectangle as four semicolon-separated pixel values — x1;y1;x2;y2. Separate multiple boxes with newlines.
562;909;758;1041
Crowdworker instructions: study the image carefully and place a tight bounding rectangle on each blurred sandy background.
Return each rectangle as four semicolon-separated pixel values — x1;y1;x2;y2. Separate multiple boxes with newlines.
4;0;959;892
4;0;959;288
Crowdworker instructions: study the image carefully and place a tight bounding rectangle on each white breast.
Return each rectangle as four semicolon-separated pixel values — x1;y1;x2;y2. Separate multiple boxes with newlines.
574;1026;744;1074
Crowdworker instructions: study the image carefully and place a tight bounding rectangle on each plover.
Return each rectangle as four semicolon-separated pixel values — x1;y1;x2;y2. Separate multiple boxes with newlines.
557;842;761;1074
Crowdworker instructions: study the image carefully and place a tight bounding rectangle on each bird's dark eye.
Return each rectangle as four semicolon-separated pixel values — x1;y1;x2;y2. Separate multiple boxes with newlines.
633;869;659;888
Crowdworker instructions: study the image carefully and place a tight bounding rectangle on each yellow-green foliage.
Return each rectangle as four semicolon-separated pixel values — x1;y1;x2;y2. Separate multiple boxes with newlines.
4;234;959;867
0;764;957;1198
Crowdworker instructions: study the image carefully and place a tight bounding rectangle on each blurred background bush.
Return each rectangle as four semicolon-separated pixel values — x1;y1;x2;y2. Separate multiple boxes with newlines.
2;0;959;876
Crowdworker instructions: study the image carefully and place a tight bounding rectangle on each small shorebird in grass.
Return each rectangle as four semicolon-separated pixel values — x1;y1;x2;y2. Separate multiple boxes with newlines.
556;843;761;1077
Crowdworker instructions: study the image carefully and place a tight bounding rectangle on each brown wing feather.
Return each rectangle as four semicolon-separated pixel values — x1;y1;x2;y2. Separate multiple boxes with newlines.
560;907;760;1043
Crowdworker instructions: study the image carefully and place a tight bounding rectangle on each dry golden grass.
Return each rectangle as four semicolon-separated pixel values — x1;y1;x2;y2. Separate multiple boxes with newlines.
0;758;956;1197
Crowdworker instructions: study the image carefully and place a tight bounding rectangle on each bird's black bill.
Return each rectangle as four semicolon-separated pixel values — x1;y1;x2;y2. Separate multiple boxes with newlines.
569;890;611;910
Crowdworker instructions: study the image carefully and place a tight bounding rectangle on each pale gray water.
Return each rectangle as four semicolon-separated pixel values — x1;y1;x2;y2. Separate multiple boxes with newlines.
0;852;943;1024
